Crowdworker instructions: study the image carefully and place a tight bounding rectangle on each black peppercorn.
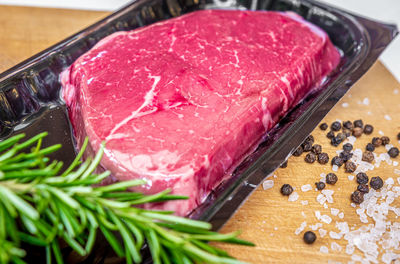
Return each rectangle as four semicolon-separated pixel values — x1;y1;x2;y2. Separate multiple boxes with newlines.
356;172;369;184
326;131;335;139
293;146;304;157
331;156;344;167
305;152;317;163
317;153;329;164
351;191;364;204
343;120;353;130
326;173;338;185
353;119;364;128
357;184;369;193
303;231;316;244
366;143;375;152
280;160;288;168
343;143;353;152
319;123;328;130
304;135;314;144
381;136;390;145
311;144;322;155
370;176;383;190
388;147;399;158
352;127;363;137
397;132;400;141
331;136;343;147
339;151;353;162
331;121;341;131
337;133;346;141
342;129;352;137
281;184;294;195
315;181;326;190
302;142;312;152
372;137;383;147
362;151;374;163
345;161;357;173
363;124;374;135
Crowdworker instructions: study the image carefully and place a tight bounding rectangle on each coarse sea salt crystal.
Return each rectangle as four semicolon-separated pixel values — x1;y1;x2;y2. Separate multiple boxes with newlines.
316;194;326;205
315;211;321;220
394;161;398;166
262;180;274;190
301;184;312;192
288;191;299;202
295;221;307;235
331;208;340;216
322;189;334;203
320;215;332;224
301;200;309;205
346;244;355;255
331;242;342;251
320;246;329;254
319;228;327;238
384;114;392;121
309;223;322;231
385;177;394;185
342;102;349;108
348;175;354;181
329;231;342;239
347;136;356;145
332;165;338;172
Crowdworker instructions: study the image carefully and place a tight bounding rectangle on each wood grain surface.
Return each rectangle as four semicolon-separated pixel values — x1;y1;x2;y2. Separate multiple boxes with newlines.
1;5;399;264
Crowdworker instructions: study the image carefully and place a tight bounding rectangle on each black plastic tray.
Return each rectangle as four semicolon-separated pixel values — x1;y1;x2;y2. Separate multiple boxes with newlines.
0;0;397;262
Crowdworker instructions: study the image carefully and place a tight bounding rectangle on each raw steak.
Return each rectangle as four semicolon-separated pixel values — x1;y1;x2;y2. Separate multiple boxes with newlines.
62;10;340;216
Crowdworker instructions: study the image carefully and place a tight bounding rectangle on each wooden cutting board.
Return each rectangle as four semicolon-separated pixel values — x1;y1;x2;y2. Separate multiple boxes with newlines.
1;5;399;264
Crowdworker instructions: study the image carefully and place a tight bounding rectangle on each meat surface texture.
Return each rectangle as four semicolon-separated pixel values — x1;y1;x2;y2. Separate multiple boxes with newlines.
62;10;340;216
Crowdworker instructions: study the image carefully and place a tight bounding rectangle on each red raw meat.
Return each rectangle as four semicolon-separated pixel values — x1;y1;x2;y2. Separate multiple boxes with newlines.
62;10;340;215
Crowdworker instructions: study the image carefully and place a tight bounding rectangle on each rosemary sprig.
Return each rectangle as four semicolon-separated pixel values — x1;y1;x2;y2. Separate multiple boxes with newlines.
0;132;253;264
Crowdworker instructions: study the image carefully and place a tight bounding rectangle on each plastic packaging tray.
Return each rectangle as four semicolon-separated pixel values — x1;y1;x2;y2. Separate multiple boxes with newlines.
0;0;397;262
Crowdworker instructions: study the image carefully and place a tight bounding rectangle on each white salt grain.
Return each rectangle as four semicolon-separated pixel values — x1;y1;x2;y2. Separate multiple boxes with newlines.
301;184;312;192
329;231;342;239
348;175;354;181
332;165;338;172
316;194;326;205
347;136;356;145
309;223;322;231
379;130;385;136
320;215;332;224
295;221;307;235
395;169;400;175
338;212;344;219
330;208;340;216
384;114;392;121
319;228;327;238
320;246;329;254
301;200;309;205
331;242;342;251
262;180;274;190
288;192;299;202
393;161;398;166
342;102;349;108
315;211;321;220
346;245;355;255
362;98;370;105
394;89;399;94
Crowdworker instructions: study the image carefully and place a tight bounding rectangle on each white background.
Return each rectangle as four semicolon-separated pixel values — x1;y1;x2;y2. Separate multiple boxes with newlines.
0;0;399;81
